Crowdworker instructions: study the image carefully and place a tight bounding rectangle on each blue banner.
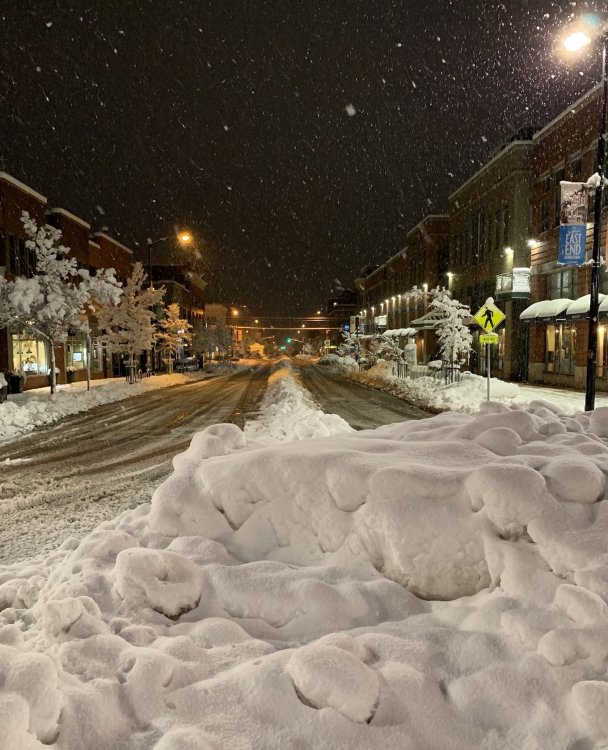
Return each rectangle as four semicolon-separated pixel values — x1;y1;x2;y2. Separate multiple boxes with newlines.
558;224;586;265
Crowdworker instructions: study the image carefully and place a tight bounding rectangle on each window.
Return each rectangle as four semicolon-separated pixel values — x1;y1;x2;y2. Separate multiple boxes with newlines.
8;234;35;277
488;213;493;258
548;267;575;299
471;209;485;264
9;234;19;275
540;198;550;233
66;336;87;371
18;238;27;276
494;209;501;251
502;204;510;246
546;324;576;375
27;242;36;277
11;335;48;375
554;168;565;227
541;174;551;194
570;157;582;181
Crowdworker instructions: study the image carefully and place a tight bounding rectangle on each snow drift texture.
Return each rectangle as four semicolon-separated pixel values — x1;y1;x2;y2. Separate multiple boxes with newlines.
2;399;608;748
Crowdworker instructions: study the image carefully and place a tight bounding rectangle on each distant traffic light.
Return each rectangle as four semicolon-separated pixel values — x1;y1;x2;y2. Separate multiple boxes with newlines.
280;345;286;350
286;338;292;343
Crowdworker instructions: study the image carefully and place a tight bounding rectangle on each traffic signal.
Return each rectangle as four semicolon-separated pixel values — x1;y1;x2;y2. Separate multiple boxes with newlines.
280;345;286;351
286;338;292;343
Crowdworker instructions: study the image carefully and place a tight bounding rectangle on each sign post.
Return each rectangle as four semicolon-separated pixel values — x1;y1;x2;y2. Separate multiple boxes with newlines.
473;299;506;402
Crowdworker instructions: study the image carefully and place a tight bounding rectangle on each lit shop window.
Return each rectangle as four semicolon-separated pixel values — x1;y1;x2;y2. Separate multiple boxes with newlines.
66;337;86;370
11;335;47;374
546;324;576;376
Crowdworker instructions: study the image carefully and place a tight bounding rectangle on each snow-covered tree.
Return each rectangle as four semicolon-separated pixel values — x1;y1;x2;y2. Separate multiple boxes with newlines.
374;334;402;361
337;330;359;357
430;287;473;374
157;303;192;373
95;263;164;382
0;212;122;394
215;318;232;357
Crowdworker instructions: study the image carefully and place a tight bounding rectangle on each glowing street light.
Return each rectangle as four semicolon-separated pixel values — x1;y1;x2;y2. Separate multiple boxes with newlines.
563;30;592;52
147;229;194;287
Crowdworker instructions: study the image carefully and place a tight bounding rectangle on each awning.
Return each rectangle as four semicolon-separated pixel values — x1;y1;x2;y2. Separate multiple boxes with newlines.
519;298;573;322
565;294;606;320
411;310;475;330
599;297;608;317
382;327;418;338
410;309;446;330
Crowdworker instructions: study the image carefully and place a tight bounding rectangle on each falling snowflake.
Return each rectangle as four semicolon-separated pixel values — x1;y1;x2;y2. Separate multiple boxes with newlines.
345;103;356;117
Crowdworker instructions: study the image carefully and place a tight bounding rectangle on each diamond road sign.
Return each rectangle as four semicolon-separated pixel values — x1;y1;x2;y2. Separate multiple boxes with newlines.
473;302;506;333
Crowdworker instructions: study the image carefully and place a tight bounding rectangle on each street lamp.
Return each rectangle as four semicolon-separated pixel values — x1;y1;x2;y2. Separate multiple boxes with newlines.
146;230;193;372
231;308;239;356
146;230;193;288
562;20;608;410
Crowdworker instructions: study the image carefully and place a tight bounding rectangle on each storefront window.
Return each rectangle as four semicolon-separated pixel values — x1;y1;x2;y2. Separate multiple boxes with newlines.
11;335;48;374
598;326;607;378
546;324;575;375
90;339;103;372
66;336;87;371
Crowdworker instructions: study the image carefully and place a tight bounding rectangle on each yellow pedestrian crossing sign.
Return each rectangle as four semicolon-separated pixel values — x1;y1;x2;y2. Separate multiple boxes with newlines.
473;301;506;333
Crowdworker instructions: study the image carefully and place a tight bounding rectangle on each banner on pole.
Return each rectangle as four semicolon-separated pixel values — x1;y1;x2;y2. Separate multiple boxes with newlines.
558;181;587;265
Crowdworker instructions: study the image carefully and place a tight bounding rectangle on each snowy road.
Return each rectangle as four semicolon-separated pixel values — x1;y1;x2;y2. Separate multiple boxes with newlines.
296;363;430;428
0;361;429;564
0;365;271;563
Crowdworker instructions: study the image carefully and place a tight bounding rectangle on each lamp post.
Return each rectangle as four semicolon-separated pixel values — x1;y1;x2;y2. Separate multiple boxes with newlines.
231;308;239;357
146;230;193;372
146;231;193;288
562;23;608;410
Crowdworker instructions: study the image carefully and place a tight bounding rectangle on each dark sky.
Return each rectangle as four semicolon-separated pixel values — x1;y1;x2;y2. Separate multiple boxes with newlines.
0;1;602;314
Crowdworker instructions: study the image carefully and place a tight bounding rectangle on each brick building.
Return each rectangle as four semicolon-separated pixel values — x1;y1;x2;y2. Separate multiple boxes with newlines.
448;132;534;380
355;215;448;362
0;172;135;389
523;85;608;389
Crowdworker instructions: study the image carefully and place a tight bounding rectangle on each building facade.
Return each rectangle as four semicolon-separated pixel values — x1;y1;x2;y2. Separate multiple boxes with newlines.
0;172;134;389
356;215;448;362
448;133;534;380
524;85;608;390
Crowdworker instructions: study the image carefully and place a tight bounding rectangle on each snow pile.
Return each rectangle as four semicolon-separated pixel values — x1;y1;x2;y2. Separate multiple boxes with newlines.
318;352;358;369
0;373;201;442
350;360;519;413
244;361;353;441
2;401;608;747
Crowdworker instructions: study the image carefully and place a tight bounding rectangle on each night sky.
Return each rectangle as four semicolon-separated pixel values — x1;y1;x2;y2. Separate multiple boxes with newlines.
0;1;603;314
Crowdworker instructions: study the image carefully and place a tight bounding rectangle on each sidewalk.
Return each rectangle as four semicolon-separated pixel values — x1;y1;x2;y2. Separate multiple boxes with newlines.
515;383;608;413
347;359;608;415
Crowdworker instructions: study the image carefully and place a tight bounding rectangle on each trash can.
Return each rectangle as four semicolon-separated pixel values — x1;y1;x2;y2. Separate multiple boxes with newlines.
8;372;24;394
